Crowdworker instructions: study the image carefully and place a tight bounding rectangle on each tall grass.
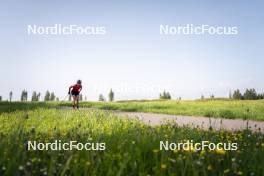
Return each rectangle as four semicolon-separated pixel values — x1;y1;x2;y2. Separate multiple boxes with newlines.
1;99;264;120
68;99;264;120
0;109;263;175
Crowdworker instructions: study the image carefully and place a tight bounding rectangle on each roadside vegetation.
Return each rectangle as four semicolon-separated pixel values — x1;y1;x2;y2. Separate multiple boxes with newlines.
0;108;263;175
72;99;264;121
1;99;264;120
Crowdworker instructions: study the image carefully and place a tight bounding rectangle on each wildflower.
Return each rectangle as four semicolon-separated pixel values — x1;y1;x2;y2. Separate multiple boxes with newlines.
215;148;226;155
173;149;178;153
86;161;91;166
183;145;195;152
131;141;135;144
261;143;264;148
153;149;159;153
195;160;202;166
161;164;167;169
207;165;213;170
18;166;24;171
200;150;206;156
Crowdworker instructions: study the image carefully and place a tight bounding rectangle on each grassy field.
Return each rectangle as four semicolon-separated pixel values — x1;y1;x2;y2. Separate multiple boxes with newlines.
1;99;264;121
60;99;264;121
0;107;263;175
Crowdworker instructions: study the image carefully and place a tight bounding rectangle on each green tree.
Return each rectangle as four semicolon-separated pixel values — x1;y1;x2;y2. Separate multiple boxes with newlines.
37;93;41;101
44;91;50;101
0;96;2;101
243;88;257;100
21;90;28;101
50;92;56;101
257;93;264;99
31;91;38;101
159;90;171;100
99;94;105;101
233;89;242;100
108;89;114;102
9;91;13;102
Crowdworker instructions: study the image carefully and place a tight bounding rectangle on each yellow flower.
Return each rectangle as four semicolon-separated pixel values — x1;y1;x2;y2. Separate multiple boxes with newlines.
207;165;213;170
161;164;167;169
153;149;159;153
184;145;195;152
215;148;226;155
173;150;178;154
200;150;206;156
86;161;91;166
261;143;264;148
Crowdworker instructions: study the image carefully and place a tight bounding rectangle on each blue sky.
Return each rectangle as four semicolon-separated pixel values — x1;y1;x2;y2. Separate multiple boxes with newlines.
0;0;263;100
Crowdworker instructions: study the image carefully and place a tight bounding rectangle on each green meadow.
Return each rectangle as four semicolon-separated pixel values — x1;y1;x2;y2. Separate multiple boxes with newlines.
67;99;264;121
0;100;264;175
2;99;264;120
0;107;263;176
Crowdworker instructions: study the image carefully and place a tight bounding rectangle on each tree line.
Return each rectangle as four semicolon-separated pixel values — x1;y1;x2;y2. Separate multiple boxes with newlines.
159;90;171;100
158;88;264;101
231;88;264;100
1;88;263;102
0;90;59;102
98;89;173;101
98;89;114;102
20;90;58;101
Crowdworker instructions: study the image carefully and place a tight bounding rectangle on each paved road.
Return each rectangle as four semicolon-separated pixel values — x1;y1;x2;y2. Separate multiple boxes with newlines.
116;111;264;133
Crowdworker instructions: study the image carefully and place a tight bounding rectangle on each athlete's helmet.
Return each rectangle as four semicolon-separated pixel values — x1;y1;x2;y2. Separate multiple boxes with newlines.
77;79;82;84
